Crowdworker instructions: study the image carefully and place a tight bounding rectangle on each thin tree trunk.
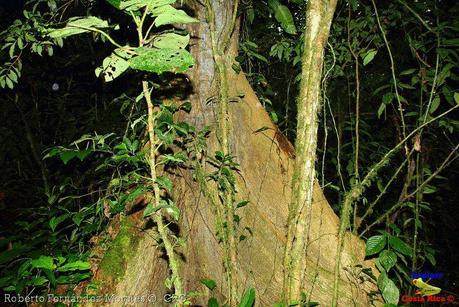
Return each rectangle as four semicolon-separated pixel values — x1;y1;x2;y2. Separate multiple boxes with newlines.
284;0;338;304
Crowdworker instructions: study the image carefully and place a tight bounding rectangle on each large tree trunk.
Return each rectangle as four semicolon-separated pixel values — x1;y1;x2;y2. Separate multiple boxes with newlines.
88;1;377;306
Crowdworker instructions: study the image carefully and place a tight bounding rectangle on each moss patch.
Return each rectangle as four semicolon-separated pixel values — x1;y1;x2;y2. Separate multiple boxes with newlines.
94;216;141;293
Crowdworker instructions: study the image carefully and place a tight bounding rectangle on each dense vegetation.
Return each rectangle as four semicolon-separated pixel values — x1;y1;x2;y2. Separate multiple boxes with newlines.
0;0;457;306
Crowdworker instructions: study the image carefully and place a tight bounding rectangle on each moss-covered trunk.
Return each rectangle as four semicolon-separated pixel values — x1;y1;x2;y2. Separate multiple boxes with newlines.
284;0;339;304
87;1;377;306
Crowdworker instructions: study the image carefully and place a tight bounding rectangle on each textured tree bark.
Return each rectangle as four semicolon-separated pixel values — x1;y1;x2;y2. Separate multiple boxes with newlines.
283;0;339;304
87;1;378;306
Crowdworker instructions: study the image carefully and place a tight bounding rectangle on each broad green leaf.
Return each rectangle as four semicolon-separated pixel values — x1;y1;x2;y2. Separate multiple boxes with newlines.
365;235;386;256
143;204;158;217
143;199;179;219
124;186;149;204
201;278;217;290
425;252;436;266
31;256;54;270
95;49;131;82
56;272;91;284
58;150;79;164
238;288;256;307
153;33;190;50
129;48;194;74
48;16;109;39
105;0;121;9
429;96;440;114
208;297;219;307
31;276;48;286
378;250;397;272
119;0;175;11
268;0;297;35
161;152;187;164
5;77;13;89
247;7;255;24
377;272;399;305
388;236;412;257
382;92;394;105
156;176;173;192
236;200;249;209
57;260;91;272
72;209;88;226
154;6;198;27
363;49;377;66
165;204;180;220
49;214;70;232
400;68;416;75
454;92;459;104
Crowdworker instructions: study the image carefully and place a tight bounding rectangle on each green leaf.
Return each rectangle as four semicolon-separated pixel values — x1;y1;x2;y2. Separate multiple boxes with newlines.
156;176;173;192
95;49;131;82
56;272;91;284
165;203;180;220
200;278;217;290
378;250;397;272
143;204;158;217
5;77;13;89
236;200;249;209
362;49;377;66
119;0;175;11
59;150;77;164
153;5;199;27
365;235;386;256
388;236;412;257
57;260;91;272
268;0;297;34
129;48;194;74
425;252;436;266
31;276;48;286
105;0;121;9
31;256;54;270
17;37;24;49
429;96;440;114
238;288;256;307
49;214;70;232
162;152;187;164
377;272;399;305
208;297;219;307
124;186;149;204
400;68;416;76
72;210;87;226
48;16;109;39
454;92;459;104
153;33;190;50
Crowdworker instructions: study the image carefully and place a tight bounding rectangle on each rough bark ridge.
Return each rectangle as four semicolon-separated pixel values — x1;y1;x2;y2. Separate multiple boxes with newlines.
88;1;377;305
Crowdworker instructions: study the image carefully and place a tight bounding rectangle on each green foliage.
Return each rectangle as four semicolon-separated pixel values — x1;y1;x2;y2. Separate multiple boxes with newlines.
0;254;91;293
200;279;256;307
129;48;194;74
377;271;399;305
0;0;197;298
238;288;256;307
48;16;110;38
0;3;61;89
267;0;297;35
95;49;131;82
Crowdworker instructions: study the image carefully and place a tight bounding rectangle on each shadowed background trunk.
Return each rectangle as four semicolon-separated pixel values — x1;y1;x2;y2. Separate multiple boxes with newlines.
87;1;378;305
